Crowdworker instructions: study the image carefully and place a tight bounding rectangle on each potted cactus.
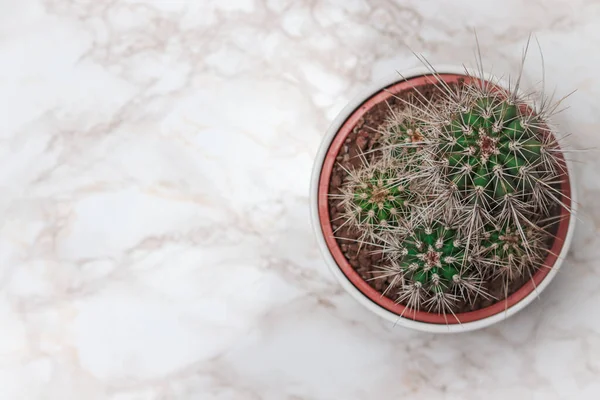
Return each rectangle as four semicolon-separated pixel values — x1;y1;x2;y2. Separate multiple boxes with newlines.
310;59;576;332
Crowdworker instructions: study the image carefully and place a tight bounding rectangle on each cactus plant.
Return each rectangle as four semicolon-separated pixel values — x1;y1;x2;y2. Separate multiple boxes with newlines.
333;59;573;316
375;222;491;313
475;222;548;281
335;163;417;238
438;96;544;201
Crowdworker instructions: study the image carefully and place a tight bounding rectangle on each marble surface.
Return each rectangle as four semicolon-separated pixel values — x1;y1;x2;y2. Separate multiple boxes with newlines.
1;0;600;398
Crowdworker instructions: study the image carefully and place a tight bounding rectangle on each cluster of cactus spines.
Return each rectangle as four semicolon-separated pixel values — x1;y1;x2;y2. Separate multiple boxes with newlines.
392;223;490;313
381;105;431;160
335;163;418;239
437;96;545;205
474;223;548;281
400;224;464;287
333;54;574;315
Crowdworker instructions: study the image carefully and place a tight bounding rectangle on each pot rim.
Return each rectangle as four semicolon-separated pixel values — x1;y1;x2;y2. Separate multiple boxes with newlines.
309;65;577;333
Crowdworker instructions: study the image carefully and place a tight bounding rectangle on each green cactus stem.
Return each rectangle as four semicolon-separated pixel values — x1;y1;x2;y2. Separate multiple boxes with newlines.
397;224;465;292
440;97;543;199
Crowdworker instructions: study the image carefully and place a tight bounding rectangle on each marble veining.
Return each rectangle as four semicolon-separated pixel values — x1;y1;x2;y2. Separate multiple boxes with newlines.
1;0;600;398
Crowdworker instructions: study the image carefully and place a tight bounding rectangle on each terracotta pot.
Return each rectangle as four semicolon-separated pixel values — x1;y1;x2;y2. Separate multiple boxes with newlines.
309;66;577;333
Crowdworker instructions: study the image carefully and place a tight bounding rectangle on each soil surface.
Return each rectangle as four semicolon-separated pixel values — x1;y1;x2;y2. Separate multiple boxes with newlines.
326;82;545;314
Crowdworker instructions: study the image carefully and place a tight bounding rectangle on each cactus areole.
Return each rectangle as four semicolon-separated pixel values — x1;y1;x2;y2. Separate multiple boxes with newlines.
313;70;574;330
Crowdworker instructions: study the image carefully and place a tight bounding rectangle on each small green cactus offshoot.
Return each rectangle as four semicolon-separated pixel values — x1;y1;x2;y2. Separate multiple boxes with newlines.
388;121;426;158
398;224;464;291
340;165;415;236
378;222;490;313
440;96;543;199
477;224;546;279
381;105;435;165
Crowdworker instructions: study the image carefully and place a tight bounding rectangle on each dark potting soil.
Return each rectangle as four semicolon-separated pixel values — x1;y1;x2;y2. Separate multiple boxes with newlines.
327;81;553;314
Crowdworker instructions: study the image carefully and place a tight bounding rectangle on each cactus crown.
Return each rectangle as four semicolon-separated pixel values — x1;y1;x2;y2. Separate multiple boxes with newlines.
396;224;467;296
333;55;573;316
348;166;413;229
439;95;543;200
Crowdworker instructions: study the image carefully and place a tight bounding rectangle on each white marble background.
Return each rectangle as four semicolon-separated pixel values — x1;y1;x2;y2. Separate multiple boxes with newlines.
1;0;600;399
